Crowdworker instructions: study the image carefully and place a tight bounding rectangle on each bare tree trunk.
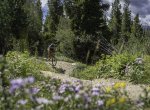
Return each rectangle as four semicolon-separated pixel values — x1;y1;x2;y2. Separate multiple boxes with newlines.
92;40;100;63
86;50;91;64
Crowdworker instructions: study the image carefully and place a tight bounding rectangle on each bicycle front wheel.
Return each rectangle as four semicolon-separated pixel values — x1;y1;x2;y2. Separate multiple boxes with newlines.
52;57;57;66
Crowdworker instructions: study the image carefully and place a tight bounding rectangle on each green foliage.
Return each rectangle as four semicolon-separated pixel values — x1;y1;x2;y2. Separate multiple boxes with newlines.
5;51;51;77
72;62;87;78
56;17;75;57
109;0;122;45
0;0;12;54
64;0;110;63
121;0;131;42
131;14;143;38
72;53;150;84
47;0;63;38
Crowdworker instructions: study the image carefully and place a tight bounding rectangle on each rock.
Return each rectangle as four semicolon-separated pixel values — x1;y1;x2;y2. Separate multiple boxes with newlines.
135;58;143;64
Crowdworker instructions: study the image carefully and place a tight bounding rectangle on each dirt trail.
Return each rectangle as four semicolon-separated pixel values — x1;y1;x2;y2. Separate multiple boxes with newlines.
41;61;146;100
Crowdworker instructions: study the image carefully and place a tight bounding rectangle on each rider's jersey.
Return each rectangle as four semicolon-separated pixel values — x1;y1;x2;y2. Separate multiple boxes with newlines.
48;44;55;51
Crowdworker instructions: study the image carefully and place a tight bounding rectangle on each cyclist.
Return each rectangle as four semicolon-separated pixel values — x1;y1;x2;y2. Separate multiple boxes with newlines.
47;43;56;60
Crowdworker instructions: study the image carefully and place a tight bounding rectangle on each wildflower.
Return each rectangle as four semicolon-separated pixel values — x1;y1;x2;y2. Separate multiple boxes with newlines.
106;98;116;107
97;100;104;106
28;88;40;95
36;98;50;104
75;85;82;93
92;87;99;92
53;95;63;101
10;78;24;86
75;94;80;99
120;82;126;88
113;83;120;89
9;78;24;93
92;91;99;96
136;101;144;107
17;99;27;105
118;97;126;103
113;82;126;89
105;87;111;93
59;84;68;93
24;76;35;84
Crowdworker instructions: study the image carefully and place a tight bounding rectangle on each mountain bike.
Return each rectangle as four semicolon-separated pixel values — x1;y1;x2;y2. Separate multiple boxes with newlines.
47;44;57;67
48;54;57;67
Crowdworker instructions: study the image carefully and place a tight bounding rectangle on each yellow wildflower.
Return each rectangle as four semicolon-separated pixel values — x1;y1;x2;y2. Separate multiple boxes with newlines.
105;87;111;93
118;97;126;103
120;82;126;88
113;82;126;89
113;83;120;89
106;98;116;107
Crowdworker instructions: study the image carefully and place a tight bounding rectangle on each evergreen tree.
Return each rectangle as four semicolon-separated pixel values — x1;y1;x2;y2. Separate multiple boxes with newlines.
131;14;143;38
36;0;43;31
121;0;131;42
65;0;110;63
0;0;12;54
26;0;43;55
109;0;122;45
9;0;28;39
47;0;63;41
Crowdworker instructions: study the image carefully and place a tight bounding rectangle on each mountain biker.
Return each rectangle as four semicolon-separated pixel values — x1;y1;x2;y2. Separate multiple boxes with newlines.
47;43;56;60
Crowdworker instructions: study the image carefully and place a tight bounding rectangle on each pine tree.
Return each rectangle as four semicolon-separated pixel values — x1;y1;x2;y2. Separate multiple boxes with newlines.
47;0;63;40
109;0;122;45
9;0;28;39
121;0;131;42
66;0;110;63
131;14;143;38
0;0;12;54
36;0;43;31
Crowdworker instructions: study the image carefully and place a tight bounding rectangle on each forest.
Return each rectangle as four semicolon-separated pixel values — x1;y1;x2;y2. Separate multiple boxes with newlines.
0;0;150;110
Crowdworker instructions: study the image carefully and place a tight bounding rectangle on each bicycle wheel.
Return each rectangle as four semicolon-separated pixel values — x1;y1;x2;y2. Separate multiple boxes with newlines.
52;57;57;66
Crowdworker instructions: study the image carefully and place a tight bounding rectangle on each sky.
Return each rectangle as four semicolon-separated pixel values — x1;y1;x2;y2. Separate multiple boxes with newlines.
41;0;150;26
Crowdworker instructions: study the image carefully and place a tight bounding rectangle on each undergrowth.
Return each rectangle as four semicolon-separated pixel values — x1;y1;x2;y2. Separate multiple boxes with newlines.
72;53;150;84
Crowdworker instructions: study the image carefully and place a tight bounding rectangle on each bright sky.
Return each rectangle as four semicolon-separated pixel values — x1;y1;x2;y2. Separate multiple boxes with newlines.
41;0;48;7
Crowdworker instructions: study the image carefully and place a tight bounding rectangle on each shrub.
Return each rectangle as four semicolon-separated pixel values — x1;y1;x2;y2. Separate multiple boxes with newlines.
5;51;51;77
72;53;150;84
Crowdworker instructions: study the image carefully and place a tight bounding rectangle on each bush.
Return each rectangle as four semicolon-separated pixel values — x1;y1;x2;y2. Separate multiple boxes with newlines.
5;51;51;77
72;53;150;84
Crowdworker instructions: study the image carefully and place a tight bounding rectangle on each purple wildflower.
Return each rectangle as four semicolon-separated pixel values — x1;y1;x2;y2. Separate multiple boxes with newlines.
36;98;50;104
92;87;100;96
84;93;91;102
75;85;82;93
24;76;35;84
9;78;24;93
17;99;27;105
53;95;63;101
97;100;104;106
92;91;99;96
58;84;68;93
10;78;24;86
28;88;40;95
92;87;99;92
